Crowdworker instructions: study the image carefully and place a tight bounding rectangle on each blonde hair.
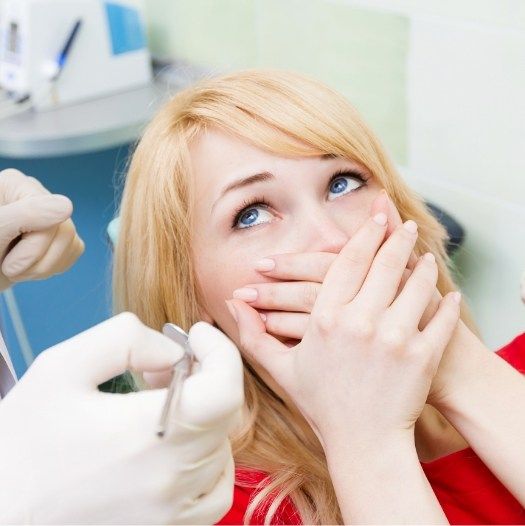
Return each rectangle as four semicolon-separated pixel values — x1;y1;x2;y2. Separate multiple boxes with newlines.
114;69;478;524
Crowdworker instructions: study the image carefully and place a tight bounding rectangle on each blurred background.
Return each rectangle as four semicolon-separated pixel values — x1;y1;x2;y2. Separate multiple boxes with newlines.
1;0;523;376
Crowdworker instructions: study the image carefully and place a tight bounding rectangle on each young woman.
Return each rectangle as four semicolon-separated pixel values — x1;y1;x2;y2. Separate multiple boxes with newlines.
114;70;525;524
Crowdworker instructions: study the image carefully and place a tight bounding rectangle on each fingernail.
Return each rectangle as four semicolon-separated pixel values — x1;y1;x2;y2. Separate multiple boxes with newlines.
259;312;267;322
372;212;387;226
225;300;238;322
423;252;435;263
233;287;258;302
452;291;462;304
403;220;418;233
255;258;275;272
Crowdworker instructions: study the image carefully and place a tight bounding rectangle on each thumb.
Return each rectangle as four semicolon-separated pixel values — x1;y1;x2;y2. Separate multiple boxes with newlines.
225;299;291;388
174;321;244;429
0;194;72;253
45;313;185;388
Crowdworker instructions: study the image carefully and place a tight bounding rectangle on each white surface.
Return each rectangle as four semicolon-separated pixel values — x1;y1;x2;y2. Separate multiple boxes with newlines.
0;80;171;158
0;0;152;110
401;168;525;350
408;15;525;208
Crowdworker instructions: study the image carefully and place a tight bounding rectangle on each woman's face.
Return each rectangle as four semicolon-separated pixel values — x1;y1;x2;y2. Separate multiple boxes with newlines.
191;128;383;347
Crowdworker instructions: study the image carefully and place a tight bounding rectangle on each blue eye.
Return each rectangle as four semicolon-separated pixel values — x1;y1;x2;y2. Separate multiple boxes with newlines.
235;204;274;229
328;175;363;200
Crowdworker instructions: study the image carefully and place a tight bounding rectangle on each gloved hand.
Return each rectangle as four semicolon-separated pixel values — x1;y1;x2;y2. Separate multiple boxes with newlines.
0;313;244;524
0;168;84;291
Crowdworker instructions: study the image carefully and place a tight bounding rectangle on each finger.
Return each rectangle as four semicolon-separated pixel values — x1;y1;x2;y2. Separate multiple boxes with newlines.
10;220;84;280
314;213;388;311
372;189;418;269
225;299;293;390
0;194;72;265
2;227;58;278
263;311;309;340
0;169;49;200
176;322;244;429
353;220;418;313
42;312;185;388
387;253;438;331
183;441;233;501
190;456;235;525
254;251;336;282
419;291;461;369
142;369;173;388
394;267;443;332
234;281;321;313
174;451;235;525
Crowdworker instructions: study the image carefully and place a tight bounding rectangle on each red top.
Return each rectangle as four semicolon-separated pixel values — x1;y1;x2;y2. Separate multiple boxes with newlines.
218;333;525;525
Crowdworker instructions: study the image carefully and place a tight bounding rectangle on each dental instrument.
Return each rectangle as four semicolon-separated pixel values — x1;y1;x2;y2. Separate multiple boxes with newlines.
0;0;152;112
157;323;194;438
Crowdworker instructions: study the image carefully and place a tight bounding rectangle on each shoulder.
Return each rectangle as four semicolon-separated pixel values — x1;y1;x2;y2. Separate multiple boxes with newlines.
495;332;525;373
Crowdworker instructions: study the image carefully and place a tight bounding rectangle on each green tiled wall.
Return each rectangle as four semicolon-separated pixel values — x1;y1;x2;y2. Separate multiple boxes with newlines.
144;0;409;163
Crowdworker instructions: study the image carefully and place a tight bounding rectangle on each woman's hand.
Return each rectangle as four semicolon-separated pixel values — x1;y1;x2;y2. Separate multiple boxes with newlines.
227;205;461;447
232;191;477;408
228;206;460;524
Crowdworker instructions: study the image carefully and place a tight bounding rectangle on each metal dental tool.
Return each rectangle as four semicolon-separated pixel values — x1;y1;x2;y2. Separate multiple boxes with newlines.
157;323;194;438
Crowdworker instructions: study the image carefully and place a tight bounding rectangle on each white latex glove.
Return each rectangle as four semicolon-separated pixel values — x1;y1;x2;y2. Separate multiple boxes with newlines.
0;313;244;524
0;168;84;291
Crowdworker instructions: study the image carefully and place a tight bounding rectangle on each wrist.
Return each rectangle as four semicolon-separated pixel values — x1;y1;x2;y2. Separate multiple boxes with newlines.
323;429;417;473
324;433;448;524
428;327;491;411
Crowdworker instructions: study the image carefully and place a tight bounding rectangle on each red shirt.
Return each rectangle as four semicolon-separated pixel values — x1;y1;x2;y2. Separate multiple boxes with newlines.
218;333;525;525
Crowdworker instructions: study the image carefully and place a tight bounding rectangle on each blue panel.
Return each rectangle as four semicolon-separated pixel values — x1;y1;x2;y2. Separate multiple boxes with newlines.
104;2;146;55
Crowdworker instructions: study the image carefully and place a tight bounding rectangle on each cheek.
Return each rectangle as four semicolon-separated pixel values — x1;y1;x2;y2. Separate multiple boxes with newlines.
193;242;265;339
335;188;380;236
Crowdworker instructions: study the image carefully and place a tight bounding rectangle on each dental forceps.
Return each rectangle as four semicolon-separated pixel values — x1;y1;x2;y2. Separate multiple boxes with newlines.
156;323;194;437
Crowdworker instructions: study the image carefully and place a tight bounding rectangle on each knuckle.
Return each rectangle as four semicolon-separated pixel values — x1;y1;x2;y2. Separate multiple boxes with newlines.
302;283;319;309
115;311;143;337
417;339;435;357
380;327;408;351
0;168;24;182
261;284;276;304
341;251;368;268
414;270;437;290
378;251;403;271
314;310;337;335
347;314;375;341
315;253;334;278
263;312;278;332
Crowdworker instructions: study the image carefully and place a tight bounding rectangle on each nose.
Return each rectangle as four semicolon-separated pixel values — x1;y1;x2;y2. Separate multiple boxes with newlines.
294;207;349;254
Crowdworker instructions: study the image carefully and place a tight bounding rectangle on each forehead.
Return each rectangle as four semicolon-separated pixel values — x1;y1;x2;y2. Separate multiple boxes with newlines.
190;128;270;175
188;128;334;187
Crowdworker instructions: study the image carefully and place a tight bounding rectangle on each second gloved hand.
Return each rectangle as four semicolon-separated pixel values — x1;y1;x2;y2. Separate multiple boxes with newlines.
0;314;243;525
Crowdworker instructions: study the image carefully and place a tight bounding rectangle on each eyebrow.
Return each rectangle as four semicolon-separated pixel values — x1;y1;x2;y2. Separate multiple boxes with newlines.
211;154;338;213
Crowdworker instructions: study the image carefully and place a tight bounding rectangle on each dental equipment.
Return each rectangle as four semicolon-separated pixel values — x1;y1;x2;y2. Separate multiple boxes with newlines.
157;323;194;438
0;0;152;113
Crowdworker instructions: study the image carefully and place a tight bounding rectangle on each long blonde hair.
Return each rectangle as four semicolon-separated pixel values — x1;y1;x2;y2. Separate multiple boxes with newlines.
114;69;478;524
